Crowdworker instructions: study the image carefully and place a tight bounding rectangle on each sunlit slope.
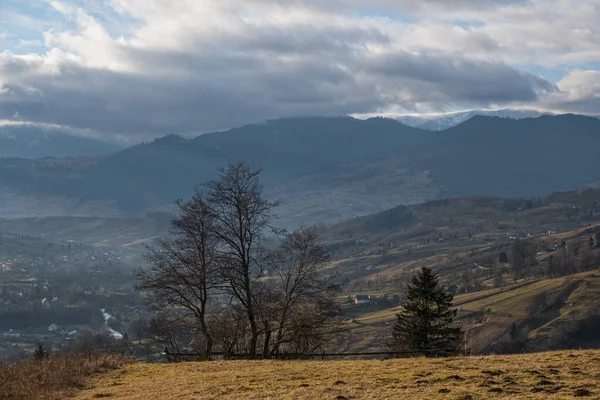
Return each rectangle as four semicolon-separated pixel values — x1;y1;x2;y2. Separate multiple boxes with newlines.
345;270;600;353
74;350;600;399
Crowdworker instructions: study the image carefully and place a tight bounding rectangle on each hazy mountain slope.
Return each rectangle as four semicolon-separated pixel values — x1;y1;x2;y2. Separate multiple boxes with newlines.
427;114;600;198
0;125;123;158
194;117;427;179
0;215;169;248
81;134;231;210
45;117;433;214
1;114;600;224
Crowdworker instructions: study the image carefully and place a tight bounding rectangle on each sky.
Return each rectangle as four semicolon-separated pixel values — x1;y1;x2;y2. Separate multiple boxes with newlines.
1;0;599;142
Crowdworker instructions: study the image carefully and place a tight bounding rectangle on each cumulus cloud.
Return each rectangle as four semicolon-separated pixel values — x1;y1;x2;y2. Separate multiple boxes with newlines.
0;0;599;141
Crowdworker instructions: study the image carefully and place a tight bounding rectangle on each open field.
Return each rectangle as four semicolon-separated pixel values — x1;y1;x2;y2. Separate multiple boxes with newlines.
74;350;600;399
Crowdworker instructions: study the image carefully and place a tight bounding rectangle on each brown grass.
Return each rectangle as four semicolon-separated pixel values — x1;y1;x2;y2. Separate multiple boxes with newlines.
0;352;133;400
74;350;600;399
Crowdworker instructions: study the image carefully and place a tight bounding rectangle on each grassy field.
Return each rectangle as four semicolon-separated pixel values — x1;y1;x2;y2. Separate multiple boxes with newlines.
73;350;600;399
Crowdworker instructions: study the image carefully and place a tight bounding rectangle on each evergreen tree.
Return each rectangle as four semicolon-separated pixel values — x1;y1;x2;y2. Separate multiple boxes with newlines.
499;251;509;264
509;322;518;341
390;267;461;356
34;343;49;360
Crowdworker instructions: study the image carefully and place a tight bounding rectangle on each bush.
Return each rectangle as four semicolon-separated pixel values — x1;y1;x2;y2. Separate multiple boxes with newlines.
0;351;132;400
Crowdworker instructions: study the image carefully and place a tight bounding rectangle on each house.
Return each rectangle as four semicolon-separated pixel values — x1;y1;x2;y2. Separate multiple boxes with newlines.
353;294;371;305
1;329;21;338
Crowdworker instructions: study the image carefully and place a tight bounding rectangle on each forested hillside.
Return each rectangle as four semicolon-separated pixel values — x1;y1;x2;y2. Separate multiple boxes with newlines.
1;115;599;225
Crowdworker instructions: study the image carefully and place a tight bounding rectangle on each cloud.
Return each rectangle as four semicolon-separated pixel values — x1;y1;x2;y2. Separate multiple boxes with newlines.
0;0;598;140
363;53;554;106
0;43;555;139
537;70;600;115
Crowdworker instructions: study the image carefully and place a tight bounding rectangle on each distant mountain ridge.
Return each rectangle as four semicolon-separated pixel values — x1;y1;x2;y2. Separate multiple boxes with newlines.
1;114;599;226
395;109;553;131
0;125;124;158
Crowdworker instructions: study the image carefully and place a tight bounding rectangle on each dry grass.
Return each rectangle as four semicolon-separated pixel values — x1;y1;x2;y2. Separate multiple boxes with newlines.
0;352;133;400
74;350;600;399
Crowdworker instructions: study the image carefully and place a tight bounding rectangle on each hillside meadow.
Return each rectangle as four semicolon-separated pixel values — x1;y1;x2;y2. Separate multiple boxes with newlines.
72;350;600;399
344;269;600;354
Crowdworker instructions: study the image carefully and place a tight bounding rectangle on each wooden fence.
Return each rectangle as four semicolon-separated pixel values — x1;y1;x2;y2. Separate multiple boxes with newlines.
164;348;452;363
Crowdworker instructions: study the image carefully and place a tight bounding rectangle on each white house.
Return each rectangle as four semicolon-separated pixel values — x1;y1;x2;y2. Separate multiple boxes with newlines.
353;294;371;305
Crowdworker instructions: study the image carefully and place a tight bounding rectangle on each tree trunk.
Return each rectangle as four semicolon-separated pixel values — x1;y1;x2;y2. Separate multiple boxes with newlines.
205;335;213;361
248;310;258;358
249;324;258;358
199;316;213;360
263;326;271;359
272;306;289;356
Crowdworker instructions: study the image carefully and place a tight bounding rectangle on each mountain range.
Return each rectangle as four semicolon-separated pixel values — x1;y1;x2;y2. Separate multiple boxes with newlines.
0;114;599;226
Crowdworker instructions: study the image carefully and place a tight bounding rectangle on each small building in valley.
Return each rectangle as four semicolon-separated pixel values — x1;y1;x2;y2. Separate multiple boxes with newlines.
352;294;371;305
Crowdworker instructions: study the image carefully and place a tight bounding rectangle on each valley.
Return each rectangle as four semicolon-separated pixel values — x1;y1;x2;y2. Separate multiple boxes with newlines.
3;3;600;398
1;186;600;361
1;115;600;362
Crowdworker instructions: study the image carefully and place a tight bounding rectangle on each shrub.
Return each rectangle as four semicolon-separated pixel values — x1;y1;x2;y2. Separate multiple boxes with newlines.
0;351;132;400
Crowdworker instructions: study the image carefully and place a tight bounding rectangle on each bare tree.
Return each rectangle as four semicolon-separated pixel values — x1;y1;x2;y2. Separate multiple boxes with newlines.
285;297;339;355
137;163;339;360
138;191;220;359
148;313;191;355
129;317;150;344
208;305;249;358
266;226;330;357
253;279;282;358
205;162;278;358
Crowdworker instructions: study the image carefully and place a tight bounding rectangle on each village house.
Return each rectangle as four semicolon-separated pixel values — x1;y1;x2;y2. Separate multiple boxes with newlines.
352;294;371;305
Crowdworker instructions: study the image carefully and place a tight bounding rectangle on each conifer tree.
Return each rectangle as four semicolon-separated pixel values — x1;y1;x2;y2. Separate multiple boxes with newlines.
34;343;49;360
390;267;461;356
499;251;509;264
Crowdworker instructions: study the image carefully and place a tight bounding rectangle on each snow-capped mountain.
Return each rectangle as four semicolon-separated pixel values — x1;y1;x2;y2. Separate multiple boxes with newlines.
396;109;553;131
